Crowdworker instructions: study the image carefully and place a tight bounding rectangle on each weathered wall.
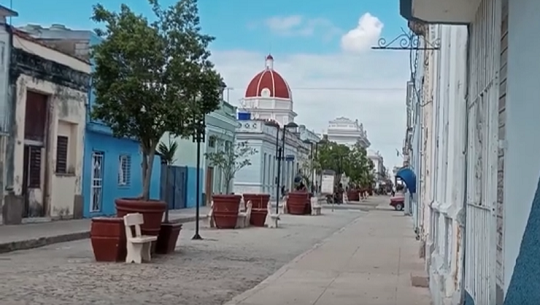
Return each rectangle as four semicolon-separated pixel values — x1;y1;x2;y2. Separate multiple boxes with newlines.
14;75;86;218
496;0;508;302
10;34;90;219
427;24;469;305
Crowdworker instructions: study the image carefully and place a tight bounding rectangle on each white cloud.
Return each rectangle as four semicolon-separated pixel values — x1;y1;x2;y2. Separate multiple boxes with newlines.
263;15;341;40
341;13;384;53
213;13;408;168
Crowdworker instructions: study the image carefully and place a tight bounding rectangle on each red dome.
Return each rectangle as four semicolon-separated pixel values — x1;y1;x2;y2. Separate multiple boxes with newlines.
244;55;291;99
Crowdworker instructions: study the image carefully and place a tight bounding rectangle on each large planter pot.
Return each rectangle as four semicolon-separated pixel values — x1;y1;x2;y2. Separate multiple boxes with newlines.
304;196;312;215
156;222;182;254
212;195;242;229
287;192;309;215
250;209;268;227
90;217;126;262
242;193;270;209
347;190;359;201
243;193;270;227
115;198;166;237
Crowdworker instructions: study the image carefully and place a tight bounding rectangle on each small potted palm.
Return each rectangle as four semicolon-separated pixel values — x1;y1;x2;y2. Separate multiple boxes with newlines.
155;138;182;254
205;140;257;228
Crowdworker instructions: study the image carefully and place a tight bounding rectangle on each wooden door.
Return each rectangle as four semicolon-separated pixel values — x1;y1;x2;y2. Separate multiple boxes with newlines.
205;167;214;206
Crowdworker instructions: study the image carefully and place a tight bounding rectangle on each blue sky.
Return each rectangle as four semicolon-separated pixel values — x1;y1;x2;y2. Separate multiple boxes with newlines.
8;0;409;168
9;0;406;54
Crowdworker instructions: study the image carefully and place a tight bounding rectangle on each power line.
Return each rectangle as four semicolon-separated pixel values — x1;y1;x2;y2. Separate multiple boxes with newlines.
290;87;405;91
228;86;405;92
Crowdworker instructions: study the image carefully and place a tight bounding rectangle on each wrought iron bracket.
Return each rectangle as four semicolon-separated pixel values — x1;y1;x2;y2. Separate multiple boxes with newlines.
372;28;440;51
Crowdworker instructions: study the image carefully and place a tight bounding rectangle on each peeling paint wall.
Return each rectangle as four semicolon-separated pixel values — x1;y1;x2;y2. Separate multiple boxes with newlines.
12;36;89;219
427;24;469;305
14;75;86;218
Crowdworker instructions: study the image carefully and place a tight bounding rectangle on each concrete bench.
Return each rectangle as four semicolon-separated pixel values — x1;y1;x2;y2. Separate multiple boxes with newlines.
123;213;157;264
236;201;252;228
281;195;288;214
311;197;322;215
266;201;280;228
208;201;215;228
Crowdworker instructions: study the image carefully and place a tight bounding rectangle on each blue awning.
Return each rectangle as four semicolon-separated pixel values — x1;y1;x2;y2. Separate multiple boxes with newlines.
396;167;417;194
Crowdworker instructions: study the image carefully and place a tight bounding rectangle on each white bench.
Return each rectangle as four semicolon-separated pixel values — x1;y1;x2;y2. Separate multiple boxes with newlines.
281;195;288;214
311;197;322;215
266;201;280;228
236;201;252;228
208;201;215;228
123;213;158;264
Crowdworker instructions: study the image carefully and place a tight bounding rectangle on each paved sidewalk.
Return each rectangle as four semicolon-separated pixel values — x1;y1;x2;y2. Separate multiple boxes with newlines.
225;205;431;305
0;206;210;253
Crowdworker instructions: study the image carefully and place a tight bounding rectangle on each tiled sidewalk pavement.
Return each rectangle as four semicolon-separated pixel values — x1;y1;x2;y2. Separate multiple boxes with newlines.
225;201;431;305
0;206;210;253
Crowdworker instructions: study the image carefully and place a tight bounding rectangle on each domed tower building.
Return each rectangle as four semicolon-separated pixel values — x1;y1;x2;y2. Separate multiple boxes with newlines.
241;55;297;124
234;55;308;197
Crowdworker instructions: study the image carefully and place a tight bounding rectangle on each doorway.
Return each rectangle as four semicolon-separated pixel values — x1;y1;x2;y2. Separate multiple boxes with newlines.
22;145;43;217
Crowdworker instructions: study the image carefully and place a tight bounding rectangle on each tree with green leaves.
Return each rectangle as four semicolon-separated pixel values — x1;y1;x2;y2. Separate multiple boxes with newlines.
300;156;321;189
205;141;257;194
315;141;374;188
346;143;374;188
91;0;223;200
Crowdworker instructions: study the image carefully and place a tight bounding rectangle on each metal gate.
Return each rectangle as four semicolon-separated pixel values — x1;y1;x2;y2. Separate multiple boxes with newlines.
91;152;104;212
464;0;501;303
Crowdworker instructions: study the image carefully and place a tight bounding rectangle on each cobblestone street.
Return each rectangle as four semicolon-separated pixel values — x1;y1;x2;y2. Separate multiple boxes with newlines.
0;209;363;305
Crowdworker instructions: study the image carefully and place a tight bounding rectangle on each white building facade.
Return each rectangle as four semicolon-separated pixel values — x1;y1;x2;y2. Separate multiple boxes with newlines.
233;55;315;198
400;0;540;304
326;117;370;148
368;150;384;187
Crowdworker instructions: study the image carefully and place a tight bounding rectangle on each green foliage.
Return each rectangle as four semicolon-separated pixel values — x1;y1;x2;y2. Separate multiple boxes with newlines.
205;141;257;193
157;135;178;165
90;0;223;200
315;141;374;188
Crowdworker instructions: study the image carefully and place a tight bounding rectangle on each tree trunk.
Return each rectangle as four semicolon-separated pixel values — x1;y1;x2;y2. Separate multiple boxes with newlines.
225;178;231;194
141;147;156;201
164;163;170;222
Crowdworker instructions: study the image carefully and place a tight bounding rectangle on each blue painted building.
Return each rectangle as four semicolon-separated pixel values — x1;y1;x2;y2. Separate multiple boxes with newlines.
19;24;161;217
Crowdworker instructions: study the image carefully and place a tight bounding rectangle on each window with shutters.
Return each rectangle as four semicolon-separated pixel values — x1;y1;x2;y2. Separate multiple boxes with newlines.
28;146;42;188
118;155;131;186
55;136;68;174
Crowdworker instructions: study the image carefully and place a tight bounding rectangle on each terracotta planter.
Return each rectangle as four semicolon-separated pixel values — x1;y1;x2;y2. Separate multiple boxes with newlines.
212;195;242;229
156;222;182;254
287;192;309;215
90;217;126;262
115;198;166;237
304;197;312;215
242;193;270;209
250;209;268;227
243;193;270;227
347;190;359;201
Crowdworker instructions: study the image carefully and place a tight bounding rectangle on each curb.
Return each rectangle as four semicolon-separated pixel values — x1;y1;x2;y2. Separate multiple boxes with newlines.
0;215;205;254
224;213;366;305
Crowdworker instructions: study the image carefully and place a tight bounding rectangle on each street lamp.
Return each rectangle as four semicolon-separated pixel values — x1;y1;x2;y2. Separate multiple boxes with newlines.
191;113;205;241
264;120;298;214
191;81;227;241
